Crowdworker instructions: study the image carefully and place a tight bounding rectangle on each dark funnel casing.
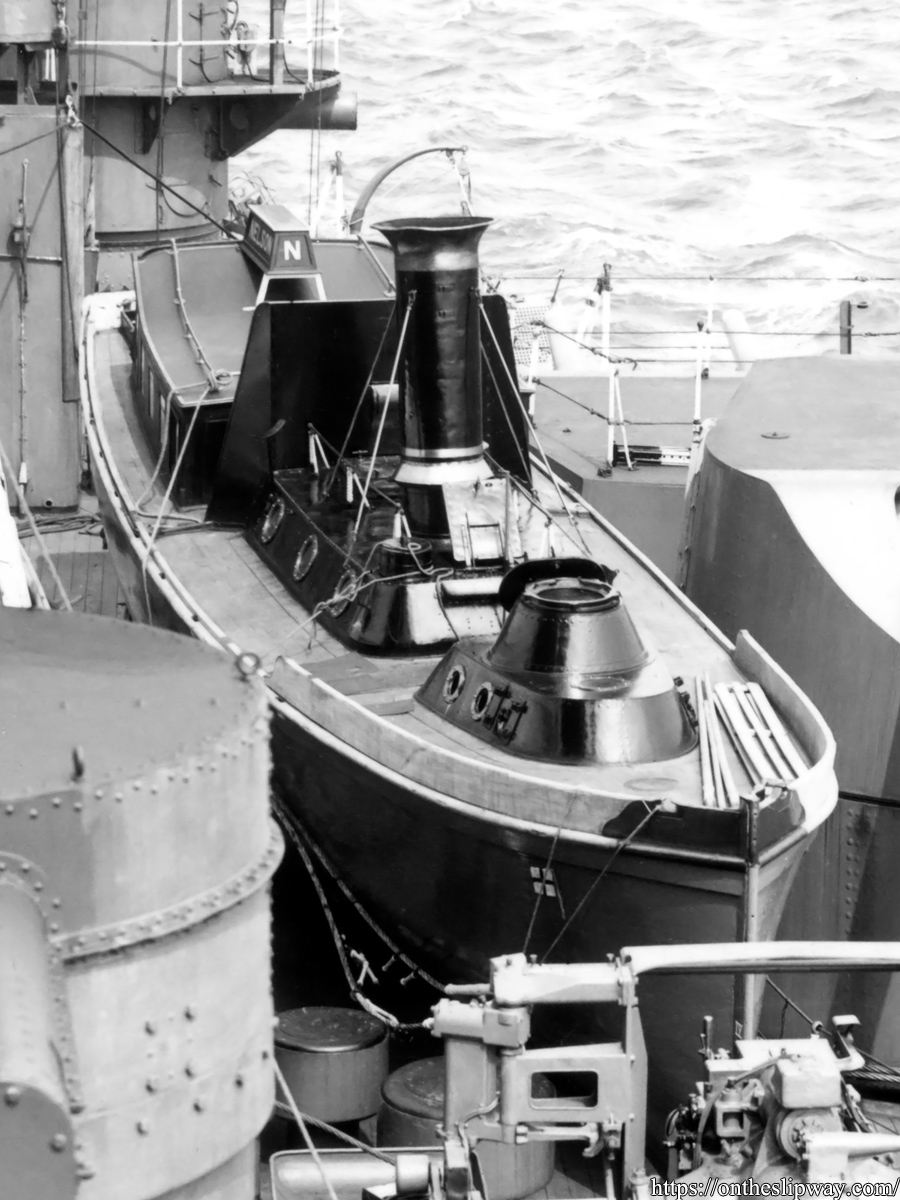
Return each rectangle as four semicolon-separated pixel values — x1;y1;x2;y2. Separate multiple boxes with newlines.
372;217;493;543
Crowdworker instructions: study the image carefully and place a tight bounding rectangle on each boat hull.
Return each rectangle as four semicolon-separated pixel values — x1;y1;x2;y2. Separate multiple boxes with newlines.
270;700;806;1139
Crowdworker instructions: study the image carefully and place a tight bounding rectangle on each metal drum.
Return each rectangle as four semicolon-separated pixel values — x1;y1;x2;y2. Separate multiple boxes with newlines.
376;1057;556;1200
0;608;280;1200
275;1006;388;1123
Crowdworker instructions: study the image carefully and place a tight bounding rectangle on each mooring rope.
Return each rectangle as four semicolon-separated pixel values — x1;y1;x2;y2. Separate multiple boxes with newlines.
271;794;442;1031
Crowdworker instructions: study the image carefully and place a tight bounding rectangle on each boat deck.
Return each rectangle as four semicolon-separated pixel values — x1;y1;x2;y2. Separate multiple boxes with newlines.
21;495;126;618
88;318;828;827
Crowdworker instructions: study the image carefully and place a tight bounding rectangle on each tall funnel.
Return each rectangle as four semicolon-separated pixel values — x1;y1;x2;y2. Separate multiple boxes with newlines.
373;217;493;543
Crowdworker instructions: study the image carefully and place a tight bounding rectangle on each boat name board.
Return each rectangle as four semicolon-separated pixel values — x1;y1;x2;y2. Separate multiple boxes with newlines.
243;210;317;276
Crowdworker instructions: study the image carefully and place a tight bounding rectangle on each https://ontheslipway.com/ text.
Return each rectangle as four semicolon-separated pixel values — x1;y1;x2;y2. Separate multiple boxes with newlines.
649;1181;900;1198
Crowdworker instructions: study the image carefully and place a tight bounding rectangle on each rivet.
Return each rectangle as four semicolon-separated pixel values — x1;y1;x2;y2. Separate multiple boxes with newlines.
145;1078;159;1093
0;863;5;872
151;785;159;795
73;802;83;813
50;1133;68;1152
49;923;60;934
136;1120;150;1136
193;1099;204;1113
52;898;62;909
133;781;142;791
19;863;30;873
114;792;123;803
94;789;104;800
33;881;43;892
52;797;62;808
145;1020;156;1035
4;805;13;815
28;808;38;819
4;1086;21;1106
184;1063;195;1078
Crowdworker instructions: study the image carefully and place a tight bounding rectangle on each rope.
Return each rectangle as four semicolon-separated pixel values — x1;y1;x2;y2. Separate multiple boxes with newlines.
353;292;415;537
140;401;202;623
0;436;73;611
274;1060;341;1200
540;321;637;369
324;301;397;496
79;119;239;240
275;1100;395;1165
539;804;657;964
521;796;575;955
530;327;900;338
479;303;591;554
0;127;62;158
169;240;222;392
479;345;532;480
494;273;900;284
272;794;442;1024
535;378;697;427
765;977;818;1029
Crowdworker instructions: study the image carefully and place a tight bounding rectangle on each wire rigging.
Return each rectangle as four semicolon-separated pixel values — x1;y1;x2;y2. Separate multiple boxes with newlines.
78;119;239;241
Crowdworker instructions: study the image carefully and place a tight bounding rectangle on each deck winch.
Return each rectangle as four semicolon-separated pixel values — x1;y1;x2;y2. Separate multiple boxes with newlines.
418;559;697;764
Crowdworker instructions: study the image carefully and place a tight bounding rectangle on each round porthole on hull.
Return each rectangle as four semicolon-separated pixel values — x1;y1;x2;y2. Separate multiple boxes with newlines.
260;497;286;544
442;665;466;703
471;683;493;721
293;535;319;582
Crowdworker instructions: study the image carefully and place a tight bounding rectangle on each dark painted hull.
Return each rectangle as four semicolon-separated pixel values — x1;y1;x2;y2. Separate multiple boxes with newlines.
87;392;818;1141
270;703;805;1139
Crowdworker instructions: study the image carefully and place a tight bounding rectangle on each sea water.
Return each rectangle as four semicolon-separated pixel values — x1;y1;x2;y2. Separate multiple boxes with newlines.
237;0;900;358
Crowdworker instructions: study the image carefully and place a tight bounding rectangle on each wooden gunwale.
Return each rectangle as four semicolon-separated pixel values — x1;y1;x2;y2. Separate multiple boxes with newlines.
270;694;746;868
82;297;836;858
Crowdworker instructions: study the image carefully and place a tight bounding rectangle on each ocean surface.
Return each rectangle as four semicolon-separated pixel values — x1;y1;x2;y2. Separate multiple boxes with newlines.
238;0;900;358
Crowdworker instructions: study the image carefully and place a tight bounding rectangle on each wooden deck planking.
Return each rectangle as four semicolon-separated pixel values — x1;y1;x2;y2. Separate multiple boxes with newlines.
97;323;741;688
93;322;815;805
22;507;126;619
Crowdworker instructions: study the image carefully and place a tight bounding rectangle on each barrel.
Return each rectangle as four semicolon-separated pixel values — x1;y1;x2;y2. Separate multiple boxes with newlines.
275;1007;389;1123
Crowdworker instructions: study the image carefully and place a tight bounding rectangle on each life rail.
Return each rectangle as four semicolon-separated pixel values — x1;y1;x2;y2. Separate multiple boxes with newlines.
74;0;340;91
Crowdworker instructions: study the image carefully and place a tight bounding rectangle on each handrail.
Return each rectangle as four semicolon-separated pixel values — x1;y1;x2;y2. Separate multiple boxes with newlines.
76;0;341;88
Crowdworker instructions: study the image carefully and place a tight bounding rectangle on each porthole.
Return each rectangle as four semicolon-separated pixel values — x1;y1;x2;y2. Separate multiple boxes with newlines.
330;570;356;617
260;497;285;544
442;665;466;704
471;683;493;722
292;535;319;582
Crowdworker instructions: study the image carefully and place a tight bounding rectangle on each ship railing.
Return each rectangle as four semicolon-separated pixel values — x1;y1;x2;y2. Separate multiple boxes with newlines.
74;0;340;91
501;268;900;474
